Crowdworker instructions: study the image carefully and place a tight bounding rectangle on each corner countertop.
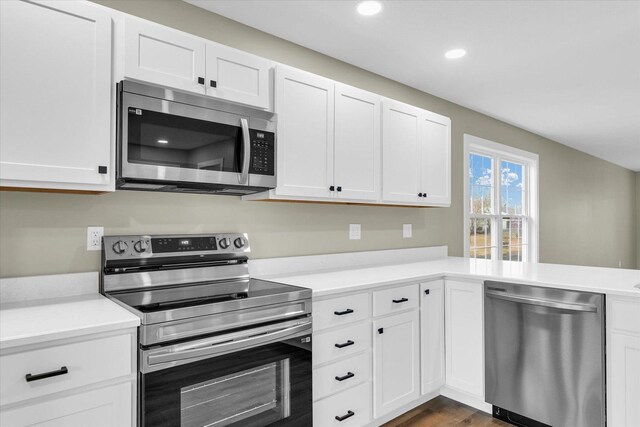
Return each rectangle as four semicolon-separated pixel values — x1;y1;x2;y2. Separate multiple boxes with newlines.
258;257;640;299
0;294;140;350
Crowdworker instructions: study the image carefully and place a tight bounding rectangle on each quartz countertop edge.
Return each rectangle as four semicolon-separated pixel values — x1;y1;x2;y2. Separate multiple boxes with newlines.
0;294;140;350
258;257;640;299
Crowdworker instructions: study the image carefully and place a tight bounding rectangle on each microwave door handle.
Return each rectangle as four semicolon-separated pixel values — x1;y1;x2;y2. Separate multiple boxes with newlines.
239;118;250;184
147;320;311;366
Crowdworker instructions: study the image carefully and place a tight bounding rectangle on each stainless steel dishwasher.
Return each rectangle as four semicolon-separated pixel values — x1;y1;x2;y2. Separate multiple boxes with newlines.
484;281;605;427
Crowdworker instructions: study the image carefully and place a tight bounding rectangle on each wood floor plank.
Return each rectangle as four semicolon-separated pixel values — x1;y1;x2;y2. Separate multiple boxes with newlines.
382;396;510;427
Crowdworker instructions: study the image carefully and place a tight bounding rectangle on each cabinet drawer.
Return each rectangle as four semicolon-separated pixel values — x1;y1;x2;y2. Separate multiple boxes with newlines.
0;333;133;406
313;293;370;331
314;322;370;366
373;284;419;316
608;297;640;335
313;381;371;427
313;352;371;401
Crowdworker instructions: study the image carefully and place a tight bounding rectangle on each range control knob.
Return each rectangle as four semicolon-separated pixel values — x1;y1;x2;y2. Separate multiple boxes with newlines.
234;237;246;249
112;240;128;255
134;240;149;253
218;237;231;249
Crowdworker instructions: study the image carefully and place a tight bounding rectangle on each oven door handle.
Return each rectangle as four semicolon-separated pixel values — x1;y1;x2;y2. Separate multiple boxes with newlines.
146;320;311;367
239;118;250;184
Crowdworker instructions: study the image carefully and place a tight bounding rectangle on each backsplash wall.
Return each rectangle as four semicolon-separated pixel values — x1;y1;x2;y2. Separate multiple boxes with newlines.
0;0;636;277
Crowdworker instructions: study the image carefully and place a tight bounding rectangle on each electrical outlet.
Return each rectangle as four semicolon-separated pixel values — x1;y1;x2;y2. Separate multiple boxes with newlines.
87;226;104;251
349;224;361;240
403;224;412;238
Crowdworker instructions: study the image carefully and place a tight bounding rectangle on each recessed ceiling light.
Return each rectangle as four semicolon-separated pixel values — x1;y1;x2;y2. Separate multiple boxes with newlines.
357;1;382;16
157;139;168;144
445;49;467;59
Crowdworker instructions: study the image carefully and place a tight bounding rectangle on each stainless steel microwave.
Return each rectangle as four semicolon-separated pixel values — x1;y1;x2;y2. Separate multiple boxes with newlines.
116;81;276;195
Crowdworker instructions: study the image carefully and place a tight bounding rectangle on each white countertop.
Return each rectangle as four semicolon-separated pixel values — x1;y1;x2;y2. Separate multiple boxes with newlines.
260;256;640;298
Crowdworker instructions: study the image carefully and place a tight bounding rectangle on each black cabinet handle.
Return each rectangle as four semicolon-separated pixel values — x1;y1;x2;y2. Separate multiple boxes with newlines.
335;372;355;382
330;185;335;191
393;298;409;303
98;166;107;174
422;193;428;198
210;80;217;88
334;309;354;316
418;193;423;197
335;411;355;422
25;366;68;382
337;186;342;192
424;289;430;295
197;77;205;84
378;327;384;334
335;340;354;349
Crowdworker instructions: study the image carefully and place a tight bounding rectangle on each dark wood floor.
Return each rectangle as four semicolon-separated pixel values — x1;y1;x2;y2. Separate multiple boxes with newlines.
382;396;512;427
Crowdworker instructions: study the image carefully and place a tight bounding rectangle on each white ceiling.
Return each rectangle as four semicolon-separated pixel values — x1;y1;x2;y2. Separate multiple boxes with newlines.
186;0;640;171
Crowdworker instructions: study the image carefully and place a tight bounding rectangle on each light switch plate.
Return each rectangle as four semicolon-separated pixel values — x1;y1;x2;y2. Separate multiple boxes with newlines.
87;226;104;251
349;224;361;240
403;224;412;238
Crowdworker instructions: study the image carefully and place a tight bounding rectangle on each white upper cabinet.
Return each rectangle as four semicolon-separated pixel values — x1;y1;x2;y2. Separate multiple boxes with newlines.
205;43;272;110
124;17;206;95
0;0;113;191
334;83;381;202
419;112;451;205
382;100;451;206
382;100;422;204
122;17;272;109
275;66;334;198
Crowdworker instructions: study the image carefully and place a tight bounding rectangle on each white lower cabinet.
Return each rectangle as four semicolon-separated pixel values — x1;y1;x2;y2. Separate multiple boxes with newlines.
373;307;420;418
607;296;640;427
0;382;132;427
420;280;445;394
444;279;484;398
0;330;136;427
314;381;372;427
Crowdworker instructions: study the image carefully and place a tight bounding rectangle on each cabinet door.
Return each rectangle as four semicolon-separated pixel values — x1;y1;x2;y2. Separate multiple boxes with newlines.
373;310;420;418
205;43;272;109
124;17;206;94
275;66;334;198
382;100;421;204
445;280;484;398
0;0;112;191
334;83;381;202
0;382;133;427
609;332;640;427
419;112;451;206
420;280;445;394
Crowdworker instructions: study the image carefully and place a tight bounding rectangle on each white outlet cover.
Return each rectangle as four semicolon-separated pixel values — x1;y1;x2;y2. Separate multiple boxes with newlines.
349;224;361;240
87;226;104;251
403;224;412;238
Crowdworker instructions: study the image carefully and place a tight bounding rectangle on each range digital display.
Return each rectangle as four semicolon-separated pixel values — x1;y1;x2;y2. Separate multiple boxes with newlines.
151;237;217;253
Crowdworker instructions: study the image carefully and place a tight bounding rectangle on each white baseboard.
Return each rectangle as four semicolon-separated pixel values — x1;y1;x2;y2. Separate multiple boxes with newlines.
440;385;492;413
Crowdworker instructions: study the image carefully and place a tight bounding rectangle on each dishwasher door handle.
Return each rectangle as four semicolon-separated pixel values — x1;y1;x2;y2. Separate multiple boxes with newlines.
485;291;598;312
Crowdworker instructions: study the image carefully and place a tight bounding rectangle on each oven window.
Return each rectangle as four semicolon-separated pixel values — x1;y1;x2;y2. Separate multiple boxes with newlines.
141;336;311;427
180;360;290;427
127;108;241;173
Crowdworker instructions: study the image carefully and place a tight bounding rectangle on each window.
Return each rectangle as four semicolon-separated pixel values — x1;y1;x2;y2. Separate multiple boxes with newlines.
463;134;538;262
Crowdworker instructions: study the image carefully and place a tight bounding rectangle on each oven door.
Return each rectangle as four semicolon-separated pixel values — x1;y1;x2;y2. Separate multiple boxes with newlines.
120;90;253;187
139;319;312;427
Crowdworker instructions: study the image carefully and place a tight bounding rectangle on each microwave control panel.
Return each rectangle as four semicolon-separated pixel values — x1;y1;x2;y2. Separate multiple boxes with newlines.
249;129;275;176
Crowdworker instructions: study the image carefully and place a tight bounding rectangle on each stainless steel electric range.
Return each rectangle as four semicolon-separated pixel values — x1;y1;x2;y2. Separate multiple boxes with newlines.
100;233;312;427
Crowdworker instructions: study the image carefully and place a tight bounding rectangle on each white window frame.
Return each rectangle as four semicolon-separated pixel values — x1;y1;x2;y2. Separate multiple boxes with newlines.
463;134;539;262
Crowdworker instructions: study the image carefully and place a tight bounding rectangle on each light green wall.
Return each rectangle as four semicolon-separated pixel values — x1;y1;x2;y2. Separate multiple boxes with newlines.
0;0;636;277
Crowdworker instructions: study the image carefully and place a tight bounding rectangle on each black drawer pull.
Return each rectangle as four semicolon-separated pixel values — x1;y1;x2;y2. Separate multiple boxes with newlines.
197;77;205;85
393;298;409;303
25;366;68;382
335;410;355;422
335;372;355;382
424;289;430;295
335;340;354;349
334;309;354;316
378;327;384;334
210;80;217;88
